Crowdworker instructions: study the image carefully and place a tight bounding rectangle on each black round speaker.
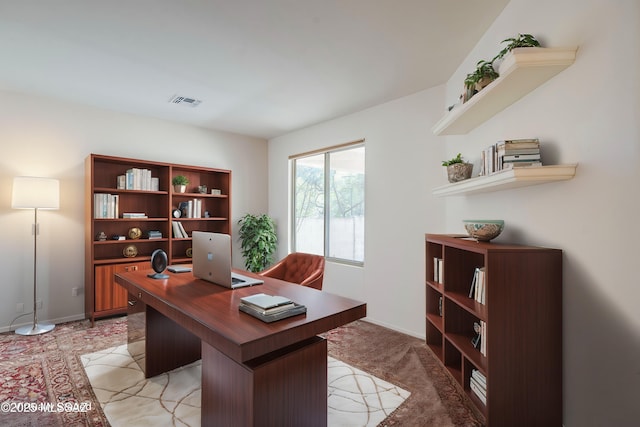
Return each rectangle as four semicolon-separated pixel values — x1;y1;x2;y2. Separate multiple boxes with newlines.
148;249;169;279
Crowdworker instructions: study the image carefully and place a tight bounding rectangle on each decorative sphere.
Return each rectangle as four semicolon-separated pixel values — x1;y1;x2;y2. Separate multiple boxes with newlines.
128;227;142;240
123;245;138;257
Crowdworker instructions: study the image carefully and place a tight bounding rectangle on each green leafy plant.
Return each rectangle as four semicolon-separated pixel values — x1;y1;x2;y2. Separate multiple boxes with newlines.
493;33;541;62
442;153;465;166
172;175;189;186
465;60;499;88
238;213;277;272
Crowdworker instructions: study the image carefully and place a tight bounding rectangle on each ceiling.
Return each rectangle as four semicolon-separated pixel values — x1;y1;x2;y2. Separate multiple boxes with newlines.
0;0;509;139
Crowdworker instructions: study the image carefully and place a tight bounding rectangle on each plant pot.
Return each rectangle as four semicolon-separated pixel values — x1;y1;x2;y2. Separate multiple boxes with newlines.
475;76;497;92
174;184;186;193
447;163;473;183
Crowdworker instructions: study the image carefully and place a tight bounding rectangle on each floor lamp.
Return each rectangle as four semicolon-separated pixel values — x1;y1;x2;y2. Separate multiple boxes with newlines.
12;176;60;335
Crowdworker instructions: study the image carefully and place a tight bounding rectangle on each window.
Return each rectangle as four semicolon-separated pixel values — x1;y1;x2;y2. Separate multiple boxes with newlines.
291;141;365;265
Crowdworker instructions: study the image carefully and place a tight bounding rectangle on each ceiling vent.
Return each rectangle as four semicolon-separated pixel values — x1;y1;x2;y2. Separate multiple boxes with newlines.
168;95;202;107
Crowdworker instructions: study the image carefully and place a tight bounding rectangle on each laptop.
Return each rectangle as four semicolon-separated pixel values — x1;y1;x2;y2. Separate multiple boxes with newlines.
192;231;264;288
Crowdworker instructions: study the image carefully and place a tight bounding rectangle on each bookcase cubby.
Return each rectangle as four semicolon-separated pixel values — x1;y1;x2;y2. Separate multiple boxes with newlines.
425;234;562;426
85;154;231;324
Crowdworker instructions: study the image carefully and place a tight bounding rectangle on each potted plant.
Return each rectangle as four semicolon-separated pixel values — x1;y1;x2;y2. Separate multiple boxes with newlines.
493;33;541;70
238;213;278;272
442;153;473;183
172;175;189;193
464;60;499;101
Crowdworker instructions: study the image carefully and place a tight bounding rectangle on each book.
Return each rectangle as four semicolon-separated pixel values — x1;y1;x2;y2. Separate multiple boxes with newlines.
497;138;540;150
122;212;147;218
470;377;487;405
241;293;292;310
469;270;477;298
239;301;296;315
501;161;543;170
177;222;188;238
503;154;541;161
239;302;307;323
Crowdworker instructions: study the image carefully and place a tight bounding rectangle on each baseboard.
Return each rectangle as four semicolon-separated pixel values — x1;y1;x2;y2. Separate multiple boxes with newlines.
361;316;426;340
0;313;86;334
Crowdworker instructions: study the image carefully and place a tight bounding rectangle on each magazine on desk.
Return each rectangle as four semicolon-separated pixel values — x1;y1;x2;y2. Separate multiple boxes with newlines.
239;293;307;322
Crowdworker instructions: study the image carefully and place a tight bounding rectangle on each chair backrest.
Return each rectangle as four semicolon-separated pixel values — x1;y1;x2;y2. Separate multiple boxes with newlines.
260;252;325;290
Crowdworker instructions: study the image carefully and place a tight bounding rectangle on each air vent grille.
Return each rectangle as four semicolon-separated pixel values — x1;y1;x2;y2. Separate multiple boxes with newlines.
168;95;202;107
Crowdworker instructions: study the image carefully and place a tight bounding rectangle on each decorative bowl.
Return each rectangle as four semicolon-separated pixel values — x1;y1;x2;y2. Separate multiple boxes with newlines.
463;220;504;242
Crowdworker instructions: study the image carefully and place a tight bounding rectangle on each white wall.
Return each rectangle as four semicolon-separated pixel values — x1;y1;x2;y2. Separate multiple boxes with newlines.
269;0;640;425
268;85;446;335
443;1;640;425
0;90;268;332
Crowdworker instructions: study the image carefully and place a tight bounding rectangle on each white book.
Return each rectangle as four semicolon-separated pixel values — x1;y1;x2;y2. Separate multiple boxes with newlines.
171;221;181;238
241;293;292;310
177;221;188;238
470;379;487;405
469;269;477;298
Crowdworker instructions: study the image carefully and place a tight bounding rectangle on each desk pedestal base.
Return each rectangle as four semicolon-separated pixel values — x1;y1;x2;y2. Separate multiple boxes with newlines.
202;336;328;427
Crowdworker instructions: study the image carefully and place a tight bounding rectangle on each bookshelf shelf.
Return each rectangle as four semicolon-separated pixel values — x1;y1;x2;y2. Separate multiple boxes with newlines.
432;47;577;136
425;234;562;425
432;164;577;197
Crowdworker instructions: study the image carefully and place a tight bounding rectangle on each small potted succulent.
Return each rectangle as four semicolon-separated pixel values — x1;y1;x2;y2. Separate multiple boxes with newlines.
172;175;189;193
442;153;473;183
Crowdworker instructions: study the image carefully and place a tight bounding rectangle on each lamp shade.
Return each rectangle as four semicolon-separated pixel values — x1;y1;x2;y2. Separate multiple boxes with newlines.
12;176;60;210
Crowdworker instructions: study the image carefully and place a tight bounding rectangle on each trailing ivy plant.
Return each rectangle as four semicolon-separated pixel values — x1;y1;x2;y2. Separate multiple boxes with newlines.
493;33;541;62
464;59;499;91
238;213;278;272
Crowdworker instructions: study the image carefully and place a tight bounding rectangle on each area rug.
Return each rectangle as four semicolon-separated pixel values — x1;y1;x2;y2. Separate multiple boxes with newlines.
81;342;410;426
0;317;483;426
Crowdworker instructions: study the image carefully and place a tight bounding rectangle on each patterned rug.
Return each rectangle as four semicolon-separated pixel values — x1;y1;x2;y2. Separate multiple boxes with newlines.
0;317;483;426
81;342;409;426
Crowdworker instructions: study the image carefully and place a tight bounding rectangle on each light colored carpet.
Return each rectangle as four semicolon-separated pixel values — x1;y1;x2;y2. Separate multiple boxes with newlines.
81;342;410;426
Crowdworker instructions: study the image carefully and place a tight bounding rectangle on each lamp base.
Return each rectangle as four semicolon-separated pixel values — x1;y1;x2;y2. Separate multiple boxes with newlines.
15;322;55;336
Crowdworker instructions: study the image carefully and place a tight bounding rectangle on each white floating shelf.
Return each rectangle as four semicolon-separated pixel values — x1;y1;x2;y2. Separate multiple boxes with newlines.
432;164;578;197
433;47;577;136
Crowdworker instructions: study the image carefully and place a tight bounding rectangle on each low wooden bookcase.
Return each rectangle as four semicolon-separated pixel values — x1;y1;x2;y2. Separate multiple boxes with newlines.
85;154;231;324
425;234;562;426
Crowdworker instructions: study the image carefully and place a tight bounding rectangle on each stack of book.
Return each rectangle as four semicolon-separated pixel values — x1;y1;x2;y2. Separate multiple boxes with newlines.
147;230;162;239
470;369;487;405
468;267;485;305
117;168;159;191
177;200;204;218
480;138;541;175
239;293;307;323
122;212;148;219
171;221;189;238
433;257;444;283
497;138;541;170
94;193;119;218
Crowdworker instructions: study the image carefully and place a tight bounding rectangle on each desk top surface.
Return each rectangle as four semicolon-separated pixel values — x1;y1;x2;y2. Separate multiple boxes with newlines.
115;267;366;363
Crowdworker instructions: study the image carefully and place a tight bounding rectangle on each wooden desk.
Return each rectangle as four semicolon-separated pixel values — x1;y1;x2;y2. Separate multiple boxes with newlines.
115;268;366;426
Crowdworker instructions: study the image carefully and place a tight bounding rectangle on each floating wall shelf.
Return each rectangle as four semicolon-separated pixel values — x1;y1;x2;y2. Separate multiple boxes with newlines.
432;47;577;136
432;164;578;197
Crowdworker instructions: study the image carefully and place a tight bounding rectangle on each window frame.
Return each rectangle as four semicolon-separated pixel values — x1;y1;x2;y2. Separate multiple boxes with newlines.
290;139;365;266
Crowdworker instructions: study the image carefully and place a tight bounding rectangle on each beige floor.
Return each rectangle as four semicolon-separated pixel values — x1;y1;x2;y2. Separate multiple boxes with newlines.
81;341;410;426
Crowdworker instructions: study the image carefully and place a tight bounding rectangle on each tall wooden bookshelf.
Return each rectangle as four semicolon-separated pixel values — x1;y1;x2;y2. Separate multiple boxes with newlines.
85;154;231;324
425;234;562;426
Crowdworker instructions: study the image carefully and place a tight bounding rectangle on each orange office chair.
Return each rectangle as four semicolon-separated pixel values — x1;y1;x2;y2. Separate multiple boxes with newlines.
259;253;325;290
